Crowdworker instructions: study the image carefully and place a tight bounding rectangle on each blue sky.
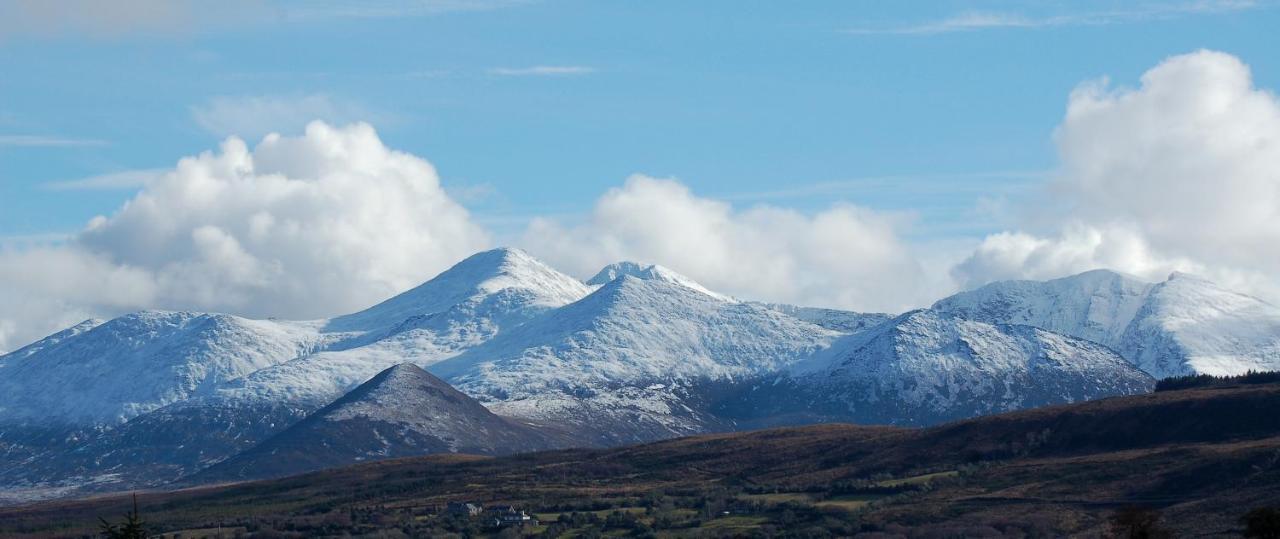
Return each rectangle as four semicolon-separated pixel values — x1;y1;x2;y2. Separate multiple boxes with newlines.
3;0;1276;242
3;1;1280;351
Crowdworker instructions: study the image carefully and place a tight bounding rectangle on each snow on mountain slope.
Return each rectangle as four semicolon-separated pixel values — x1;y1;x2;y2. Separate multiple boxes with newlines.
586;261;735;302
1123;273;1280;377
754;303;892;334
732;309;1153;426
0;247;592;494
933;270;1280;379
431;274;840;443
212;248;593;407
328;247;591;334
198;363;560;481
0;312;322;425
0;319;104;362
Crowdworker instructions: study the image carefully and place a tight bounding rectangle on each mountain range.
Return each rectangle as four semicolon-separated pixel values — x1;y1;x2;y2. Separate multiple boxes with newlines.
1;247;1278;501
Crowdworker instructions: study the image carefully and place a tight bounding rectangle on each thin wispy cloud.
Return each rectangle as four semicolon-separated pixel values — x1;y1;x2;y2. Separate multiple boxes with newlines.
0;0;264;39
43;168;167;191
399;69;452;79
282;0;532;20
0;135;107;147
0;0;529;39
488;65;594;77
846;0;1260;35
0;232;73;250
190;94;390;139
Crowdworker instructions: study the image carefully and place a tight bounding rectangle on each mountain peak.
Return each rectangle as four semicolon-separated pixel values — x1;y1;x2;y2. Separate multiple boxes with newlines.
586;261;648;285
1165;270;1211;283
327;248;591;332
587;261;733;301
332;362;468;411
197;362;556;481
453;246;539;274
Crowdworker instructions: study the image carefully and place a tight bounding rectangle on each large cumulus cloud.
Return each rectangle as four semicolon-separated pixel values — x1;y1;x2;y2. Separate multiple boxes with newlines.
954;50;1280;298
0;121;489;352
522;175;934;313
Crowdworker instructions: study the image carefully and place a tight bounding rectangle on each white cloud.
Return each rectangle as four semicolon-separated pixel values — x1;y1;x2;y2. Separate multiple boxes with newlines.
954;50;1280;301
520;175;934;313
0;247;158;353
847;1;1259;35
190;95;385;140
43;168;167;191
951;223;1199;288
0;135;106;147
0;121;489;352
488;66;594;77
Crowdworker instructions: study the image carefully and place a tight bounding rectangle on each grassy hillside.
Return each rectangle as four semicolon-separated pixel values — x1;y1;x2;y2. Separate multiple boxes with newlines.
3;383;1280;537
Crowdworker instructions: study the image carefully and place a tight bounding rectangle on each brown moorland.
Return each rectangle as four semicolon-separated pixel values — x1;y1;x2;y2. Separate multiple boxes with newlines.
2;382;1278;537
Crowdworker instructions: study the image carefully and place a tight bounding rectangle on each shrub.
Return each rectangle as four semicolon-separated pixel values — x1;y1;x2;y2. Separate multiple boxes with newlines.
1242;507;1280;538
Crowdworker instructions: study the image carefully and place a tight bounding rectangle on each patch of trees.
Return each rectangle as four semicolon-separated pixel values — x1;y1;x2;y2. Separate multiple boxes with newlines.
98;494;147;539
1156;370;1280;392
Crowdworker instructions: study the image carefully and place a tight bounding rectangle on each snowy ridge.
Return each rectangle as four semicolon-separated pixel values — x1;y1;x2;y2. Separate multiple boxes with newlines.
0;248;592;427
0;311;323;425
328;247;590;333
586;261;736;302
933;270;1280;378
0;318;104;362
759;309;1153;425
755;303;892;334
0;248;591;493
1126;273;1280;377
211;248;593;407
433;275;839;441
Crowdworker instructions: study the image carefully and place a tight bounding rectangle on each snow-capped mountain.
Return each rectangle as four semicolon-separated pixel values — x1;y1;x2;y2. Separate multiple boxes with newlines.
0;311;323;426
0;247;590;494
327;247;591;335
197;363;561;481
726;309;1153;426
211;247;593;408
932;270;1280;379
433;271;840;443
0;248;588;427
